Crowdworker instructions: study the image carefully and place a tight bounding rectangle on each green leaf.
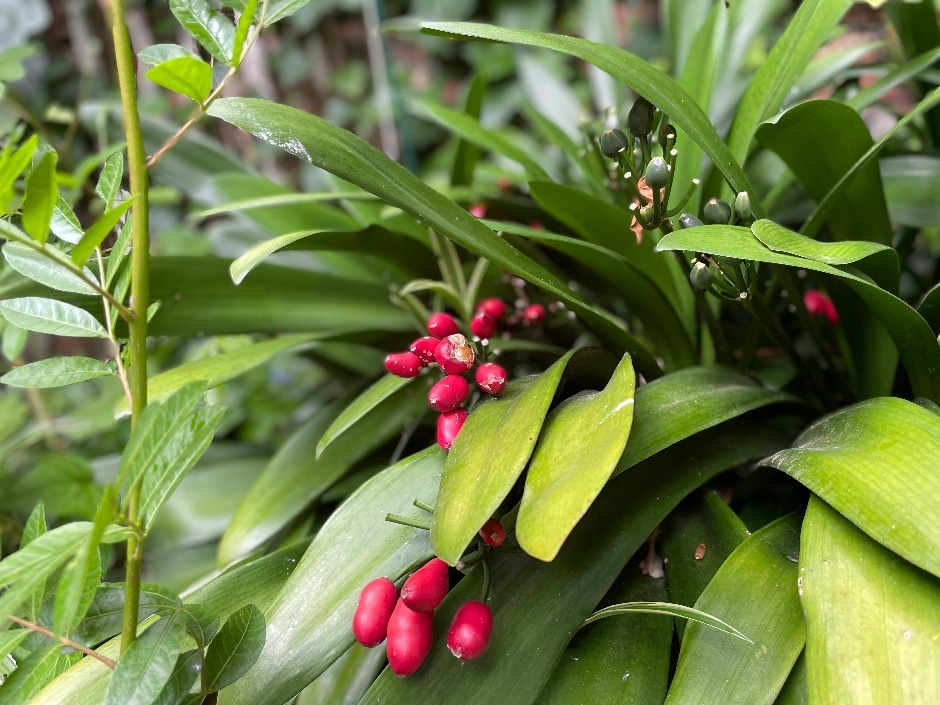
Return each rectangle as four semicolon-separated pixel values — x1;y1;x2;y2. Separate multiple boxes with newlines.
169;0;235;65
137;43;193;66
585;601;751;642
0;134;37;214
295;642;386;705
204;604;265;692
52;546;101;638
749;221;893;267
232;0;260;66
104;611;187;705
316;373;414;457
74;584;182;647
22;150;58;243
0;356;113;388
152;650;202;705
72;197;134;265
799;497;940;705
95;153;124;209
775;653;808;705
431;350;576;564
51;197;85;244
881;155;940;228
217;448;444;705
0;297;106;338
664;514;805;705
0;645;80;704
763;397;940;579
228;230;337;285
146;55;213;104
517;353;635;561
2;241;99;295
206;98;663;380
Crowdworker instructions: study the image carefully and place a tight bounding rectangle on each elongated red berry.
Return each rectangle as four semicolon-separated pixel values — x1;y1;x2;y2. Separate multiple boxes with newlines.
437;409;468;450
479;518;506;547
475;362;507;394
400;558;449;613
428;375;470;413
410;336;440;363
476;297;507;320
352;577;398;647
434;334;475;375
470;312;498;340
384;351;422;378
427;312;460;338
804;289;839;324
447;600;493;660
523;303;546;324
386;599;434;677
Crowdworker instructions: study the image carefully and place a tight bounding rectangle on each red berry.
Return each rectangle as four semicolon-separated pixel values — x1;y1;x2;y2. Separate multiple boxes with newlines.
352;577;398;647
386;599;434;677
470;312;498;340
428;375;470;413
476;297;507;320
384;351;422;378
437;409;468;450
434;334;476;375
475;362;507;394
400;558;450;613
427;312;459;338
523;303;546;324
479;518;506;547
410;336;440;363
803;289;839;324
447;600;493;661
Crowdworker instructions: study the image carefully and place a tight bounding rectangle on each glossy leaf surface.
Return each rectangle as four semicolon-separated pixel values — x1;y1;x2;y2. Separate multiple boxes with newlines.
146;55;212;103
169;0;235;64
103;611;187;705
0;297;106;338
2;241;98;295
204;604;265;692
0;356;113;388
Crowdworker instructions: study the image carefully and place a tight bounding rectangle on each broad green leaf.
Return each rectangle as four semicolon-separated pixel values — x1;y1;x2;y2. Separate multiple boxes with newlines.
146;55;213;104
206;98;663;380
0;356;113;388
0;321;27;362
72;197;134;265
137;43;192;66
881;155;940;228
0;134;37;214
51;197;85;244
664;514;805;705
517;353;635;561
0;645;80;704
295;642;386;705
204;604;265;692
763;397;940;579
220;381;430;563
316;373;414;457
74;584;184;650
656;223;940;404
0;630;29;662
232;0;259;66
800;497;940;705
584;601;751;642
170;0;235;65
95;153;124;209
103;611;187;705
220;0;313;26
750;222;893;268
0;297;106;338
432;351;576;564
22;150;57;243
217;448;444;705
774;653;808;705
2;241;99;295
153;650;202;705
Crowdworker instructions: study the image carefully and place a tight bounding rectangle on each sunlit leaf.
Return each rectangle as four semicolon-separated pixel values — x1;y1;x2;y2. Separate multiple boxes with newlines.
22;150;58;244
2;241;99;295
170;0;235;65
0;356;113;388
0;297;107;338
146;55;213;104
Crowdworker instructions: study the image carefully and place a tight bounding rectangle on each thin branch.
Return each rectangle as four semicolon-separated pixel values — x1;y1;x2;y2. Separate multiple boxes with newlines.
6;615;117;670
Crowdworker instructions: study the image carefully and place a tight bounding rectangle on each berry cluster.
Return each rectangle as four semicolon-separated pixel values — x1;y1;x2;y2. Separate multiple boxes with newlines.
352;557;494;677
383;299;521;451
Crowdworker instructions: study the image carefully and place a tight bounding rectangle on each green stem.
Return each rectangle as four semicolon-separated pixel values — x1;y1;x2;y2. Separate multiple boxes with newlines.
384;513;431;531
107;0;149;655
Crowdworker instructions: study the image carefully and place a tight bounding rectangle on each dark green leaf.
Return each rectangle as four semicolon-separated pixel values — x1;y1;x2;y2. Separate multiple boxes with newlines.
0;356;113;388
52;548;102;638
2;241;99;295
774;653;808;705
146;55;213;104
0;645;80;705
22;150;57;244
204;604;265;692
153;650;202;705
104;611;187;705
71;197;134;265
74;584;181;647
585;601;750;641
451;74;485;187
169;0;235;65
295;643;386;705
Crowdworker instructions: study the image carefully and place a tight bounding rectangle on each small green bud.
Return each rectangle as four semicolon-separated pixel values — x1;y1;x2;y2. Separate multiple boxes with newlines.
644;157;670;190
599;128;629;159
679;213;704;229
638;204;655;226
734;191;752;221
703;198;732;225
628;97;656;137
689;262;714;290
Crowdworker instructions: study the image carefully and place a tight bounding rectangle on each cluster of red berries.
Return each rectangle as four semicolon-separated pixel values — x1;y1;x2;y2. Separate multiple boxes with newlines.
384;298;536;451
352;557;494;677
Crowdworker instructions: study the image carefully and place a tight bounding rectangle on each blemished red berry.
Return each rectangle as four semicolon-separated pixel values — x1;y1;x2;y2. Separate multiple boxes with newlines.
470;312;498;340
479;518;506;547
428;375;470;413
427;312;460;338
410;336;440;363
447;600;493;661
400;558;450;613
434;334;476;375
437;409;468;450
476;297;507;320
352;577;398;647
386;599;434;677
523;303;546;324
384;351;422;378
475;362;507;394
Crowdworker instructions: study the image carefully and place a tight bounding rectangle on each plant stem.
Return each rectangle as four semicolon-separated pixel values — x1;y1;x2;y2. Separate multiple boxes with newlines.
384;513;431;531
6;615;118;669
106;0;149;655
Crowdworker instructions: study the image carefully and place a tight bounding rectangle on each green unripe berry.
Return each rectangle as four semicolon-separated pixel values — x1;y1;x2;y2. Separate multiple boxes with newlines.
599;128;629;159
628;97;656;137
638;204;655;226
734;191;752;221
690;262;714;291
679;213;704;229
703;198;732;225
644;157;670;190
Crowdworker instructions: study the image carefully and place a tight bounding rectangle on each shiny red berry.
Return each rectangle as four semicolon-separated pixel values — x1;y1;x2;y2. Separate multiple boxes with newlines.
428;375;470;413
470;312;498;340
400;558;449;613
447;600;493;661
427;312;460;338
384;351;422;378
410;336;440;363
479;518;506;547
386;599;434;677
523;303;546;324
434;334;476;375
475;362;507;394
352;577;398;647
476;297;507;320
437;409;468;450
